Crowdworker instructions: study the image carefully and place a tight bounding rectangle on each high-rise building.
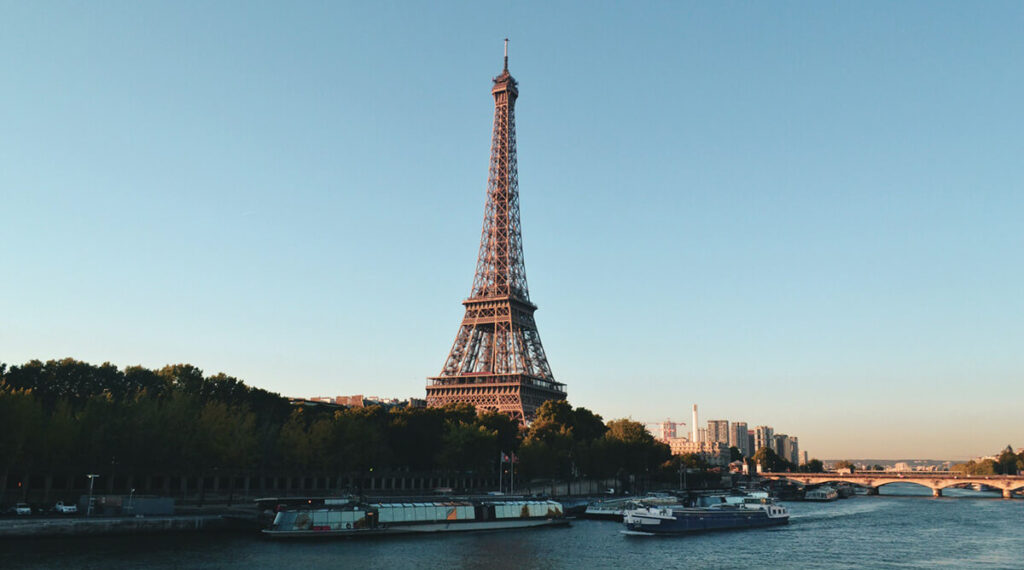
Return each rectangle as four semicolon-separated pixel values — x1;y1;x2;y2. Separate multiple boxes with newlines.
691;404;699;442
772;434;787;457
787;436;799;465
747;431;755;457
656;420;677;442
425;42;566;422
707;420;730;445
697;428;708;444
769;434;800;466
754;426;774;453
730;422;750;458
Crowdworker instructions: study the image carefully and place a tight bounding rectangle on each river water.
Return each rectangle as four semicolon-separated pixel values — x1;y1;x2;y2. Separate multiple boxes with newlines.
2;484;1021;569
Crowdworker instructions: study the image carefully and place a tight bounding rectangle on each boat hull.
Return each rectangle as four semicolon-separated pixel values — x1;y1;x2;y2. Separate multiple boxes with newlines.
263;517;568;538
262;498;568;539
582;508;625;521
624;509;788;535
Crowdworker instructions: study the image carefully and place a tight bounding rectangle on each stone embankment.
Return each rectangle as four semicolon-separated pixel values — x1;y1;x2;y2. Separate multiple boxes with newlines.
0;513;258;538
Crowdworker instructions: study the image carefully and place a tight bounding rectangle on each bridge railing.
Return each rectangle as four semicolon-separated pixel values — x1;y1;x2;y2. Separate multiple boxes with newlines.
762;471;1024;480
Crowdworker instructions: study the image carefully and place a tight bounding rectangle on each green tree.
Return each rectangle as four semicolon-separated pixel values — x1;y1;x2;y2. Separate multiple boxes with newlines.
604;419;652;444
436;421;498;473
197;401;257;470
533;400;575;428
519;424;574;479
161;390;202;470
278;409;314;470
0;384;44;497
77;393;126;477
570;407;607;442
123;366;166;398
996;445;1019;475
753;447;778;471
518;402;612;481
729;446;743;462
335;406;393;473
752;447;795;472
972;459;998;475
675;453;708;470
190;400;257;504
41;400;81;481
599;419;671;484
834;460;856;472
800;459;825;473
305;416;337;471
475;411;521;456
386;407;447;471
157;364;206;395
124;391;171;474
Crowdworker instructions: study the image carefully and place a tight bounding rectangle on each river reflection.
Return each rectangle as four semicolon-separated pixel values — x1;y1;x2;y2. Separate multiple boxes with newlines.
2;491;1020;569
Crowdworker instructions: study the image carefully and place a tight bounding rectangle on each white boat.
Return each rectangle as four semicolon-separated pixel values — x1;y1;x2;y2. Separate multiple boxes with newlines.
583;497;635;520
623;495;789;535
804;486;839;501
584;492;681;521
263;497;567;538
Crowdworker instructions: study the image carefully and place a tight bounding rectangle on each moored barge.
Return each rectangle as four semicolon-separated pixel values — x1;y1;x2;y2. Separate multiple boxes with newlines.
622;494;789;535
263;497;567;538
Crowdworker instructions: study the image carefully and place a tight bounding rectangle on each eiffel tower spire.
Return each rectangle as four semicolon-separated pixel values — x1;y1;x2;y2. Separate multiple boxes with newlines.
426;43;566;422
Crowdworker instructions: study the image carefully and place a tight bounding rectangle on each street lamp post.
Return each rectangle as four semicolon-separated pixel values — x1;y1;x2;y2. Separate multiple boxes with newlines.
86;474;100;517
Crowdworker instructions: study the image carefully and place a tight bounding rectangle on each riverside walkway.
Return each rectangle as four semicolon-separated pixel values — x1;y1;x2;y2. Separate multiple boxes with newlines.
761;471;1024;498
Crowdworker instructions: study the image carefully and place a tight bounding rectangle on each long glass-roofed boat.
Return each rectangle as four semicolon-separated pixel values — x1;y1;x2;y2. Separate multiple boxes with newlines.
262;497;567;538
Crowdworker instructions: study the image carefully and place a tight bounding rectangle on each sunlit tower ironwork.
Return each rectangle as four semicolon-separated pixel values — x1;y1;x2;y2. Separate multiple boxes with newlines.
426;41;566;422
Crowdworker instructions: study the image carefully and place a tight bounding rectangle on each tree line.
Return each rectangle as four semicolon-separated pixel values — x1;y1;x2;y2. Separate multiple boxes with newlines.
747;445;824;473
952;446;1023;476
0;358;677;494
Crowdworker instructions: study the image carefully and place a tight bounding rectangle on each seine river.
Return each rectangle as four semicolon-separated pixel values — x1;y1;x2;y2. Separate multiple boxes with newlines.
3;485;1021;569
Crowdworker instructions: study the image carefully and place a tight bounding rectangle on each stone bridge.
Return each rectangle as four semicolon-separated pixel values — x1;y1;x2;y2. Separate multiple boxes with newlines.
761;471;1024;498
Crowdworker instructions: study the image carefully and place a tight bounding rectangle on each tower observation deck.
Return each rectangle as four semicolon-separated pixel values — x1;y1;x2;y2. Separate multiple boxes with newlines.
426;41;566;422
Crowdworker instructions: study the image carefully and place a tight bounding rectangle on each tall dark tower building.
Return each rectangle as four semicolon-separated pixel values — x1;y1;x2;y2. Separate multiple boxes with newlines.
426;41;566;422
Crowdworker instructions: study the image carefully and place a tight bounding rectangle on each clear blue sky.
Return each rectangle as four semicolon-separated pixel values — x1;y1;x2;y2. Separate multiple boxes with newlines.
2;2;1021;460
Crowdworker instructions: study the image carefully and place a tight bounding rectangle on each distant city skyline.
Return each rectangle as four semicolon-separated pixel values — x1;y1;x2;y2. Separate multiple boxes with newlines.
2;2;1022;460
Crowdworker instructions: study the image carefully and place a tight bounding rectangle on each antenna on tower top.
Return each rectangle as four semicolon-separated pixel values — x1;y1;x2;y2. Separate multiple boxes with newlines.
503;38;509;71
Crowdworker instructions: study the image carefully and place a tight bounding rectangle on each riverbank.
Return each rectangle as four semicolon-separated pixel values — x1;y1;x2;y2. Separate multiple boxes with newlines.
0;512;258;539
2;496;1021;569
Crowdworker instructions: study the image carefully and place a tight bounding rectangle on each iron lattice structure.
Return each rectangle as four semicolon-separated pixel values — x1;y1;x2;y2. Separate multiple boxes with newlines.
426;45;566;422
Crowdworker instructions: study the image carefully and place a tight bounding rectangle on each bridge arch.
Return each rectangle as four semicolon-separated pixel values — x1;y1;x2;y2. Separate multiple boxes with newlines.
873;480;939;494
760;472;1024;498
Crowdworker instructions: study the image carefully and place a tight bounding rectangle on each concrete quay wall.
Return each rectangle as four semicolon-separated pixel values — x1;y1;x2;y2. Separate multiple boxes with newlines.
0;515;242;538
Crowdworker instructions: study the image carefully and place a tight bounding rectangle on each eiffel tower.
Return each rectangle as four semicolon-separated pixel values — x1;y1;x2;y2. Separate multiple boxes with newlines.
426;41;566;422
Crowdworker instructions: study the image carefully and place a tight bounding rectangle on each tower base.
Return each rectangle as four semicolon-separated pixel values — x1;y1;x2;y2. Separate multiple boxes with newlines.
426;374;566;423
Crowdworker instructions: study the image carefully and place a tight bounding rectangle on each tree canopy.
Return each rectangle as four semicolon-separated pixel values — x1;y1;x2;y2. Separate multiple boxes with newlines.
0;359;679;492
753;446;796;472
834;460;856;472
952;446;1023;476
